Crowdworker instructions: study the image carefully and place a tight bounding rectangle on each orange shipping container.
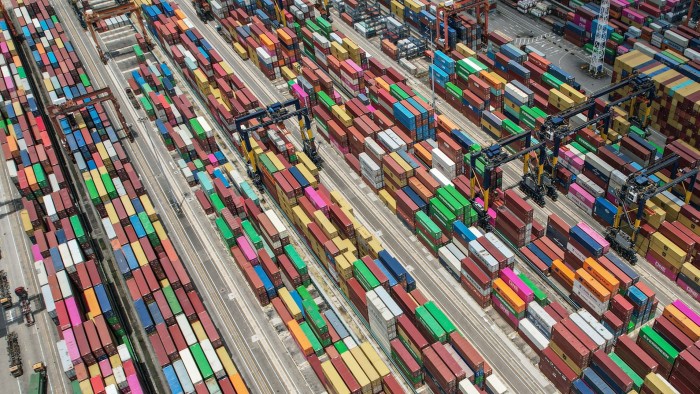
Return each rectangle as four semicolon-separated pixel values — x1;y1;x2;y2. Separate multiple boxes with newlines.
493;278;525;314
83;287;102;318
575;269;611;302
552;259;575;289
288;320;314;356
663;304;700;341
583;258;620;294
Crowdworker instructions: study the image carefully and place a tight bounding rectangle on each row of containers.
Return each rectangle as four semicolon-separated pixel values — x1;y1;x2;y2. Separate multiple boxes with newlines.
554;1;700;67
129;0;525;392
10;0;253;392
1;3;152;394
294;6;700;394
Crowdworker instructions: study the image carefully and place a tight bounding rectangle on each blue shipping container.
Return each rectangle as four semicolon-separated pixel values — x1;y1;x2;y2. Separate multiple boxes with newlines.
163;366;184;394
373;258;398;288
581;368;615;394
593;197;616;225
569;226;603;257
254;265;276;299
527;243;553;267
134;298;155;332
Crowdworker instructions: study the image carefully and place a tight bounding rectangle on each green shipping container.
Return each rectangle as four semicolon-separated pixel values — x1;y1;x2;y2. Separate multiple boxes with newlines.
163;286;183;315
189;118;207;140
517;273;549;306
216;217;235;247
416;229;441;253
354;260;381;290
390;84;410;100
27;371;45;394
305;20;320;33
415;211;441;239
79;73;91;88
315;17;332;36
134;45;144;62
445;82;462;99
443;185;470;217
542;73;564;89
259;154;277;175
189;343;214;380
140;97;153;116
33;164;47;188
69;215;88;244
574;135;598;154
242;220;263;249
569;141;590;155
317;91;335;110
609;353;643;392
210;193;226;213
285;245;309;278
423;301;456;335
334;340;348;354
502;119;524;136
296;285;313;303
71;380;81;394
436;188;464;219
429;198;457;230
101;173;117;199
415;305;447;343
85;179;100;205
299;321;324;356
638;326;678;366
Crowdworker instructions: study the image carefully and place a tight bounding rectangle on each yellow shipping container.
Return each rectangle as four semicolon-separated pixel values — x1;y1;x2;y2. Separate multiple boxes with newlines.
314;210;339;239
649;233;687;267
343;242;357;259
80;379;95;394
104;375;117;387
350;347;381;393
331;190;352;212
342;38;360;55
642;373;677;394
548;89;575;110
549;341;583;375
359;342;390;377
336;254;354;280
130;241;149;267
379;189;396;213
104;202;119;226
681;263;700;286
120;195;136;217
292;206;312;238
321;360;351;394
390;0;405;20
20;209;33;236
332;105;353;128
140;195;158;222
279;287;303;321
368;239;383;260
295;163;318;189
493;278;526;313
216;346;239;379
333;237;349;254
297;151;319;177
552;259;575;289
109;354;122;368
341;351;372;394
233;42;248;59
89;363;101;377
280;66;296;81
456;43;476;58
153;220;168;242
375;77;391;92
192;321;207;342
662;304;700;341
651;193;680;221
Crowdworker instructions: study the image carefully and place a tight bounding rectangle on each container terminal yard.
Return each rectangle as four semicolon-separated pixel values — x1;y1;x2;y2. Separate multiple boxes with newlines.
1;0;700;392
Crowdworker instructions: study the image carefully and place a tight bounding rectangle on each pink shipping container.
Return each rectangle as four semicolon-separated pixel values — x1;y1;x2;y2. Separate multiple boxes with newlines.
499;267;534;304
577;222;610;255
66;297;82;327
676;278;700;302
568;184;595;209
304;187;328;215
32;244;42;261
645;251;679;282
237;236;258;264
475;198;497;225
672;300;700;327
63;328;81;365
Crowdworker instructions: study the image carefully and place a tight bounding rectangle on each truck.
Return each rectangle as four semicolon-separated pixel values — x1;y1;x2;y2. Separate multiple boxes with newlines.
7;332;22;377
28;363;46;394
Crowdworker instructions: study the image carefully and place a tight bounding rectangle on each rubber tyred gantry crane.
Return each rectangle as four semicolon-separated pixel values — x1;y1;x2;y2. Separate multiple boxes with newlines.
435;0;490;51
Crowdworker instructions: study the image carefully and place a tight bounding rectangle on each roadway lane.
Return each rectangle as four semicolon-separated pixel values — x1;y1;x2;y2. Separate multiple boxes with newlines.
0;147;68;393
331;15;699;311
170;3;553;392
51;3;319;392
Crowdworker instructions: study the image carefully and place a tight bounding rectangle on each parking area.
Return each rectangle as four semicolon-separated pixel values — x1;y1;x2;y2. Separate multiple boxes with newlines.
488;5;614;93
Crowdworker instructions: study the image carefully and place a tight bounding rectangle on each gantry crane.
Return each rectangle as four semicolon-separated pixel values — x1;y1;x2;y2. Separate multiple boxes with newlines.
234;98;321;188
83;2;152;63
589;0;610;76
536;74;656;201
469;132;546;228
273;0;288;27
607;154;699;263
687;0;700;31
49;87;133;143
435;0;489;51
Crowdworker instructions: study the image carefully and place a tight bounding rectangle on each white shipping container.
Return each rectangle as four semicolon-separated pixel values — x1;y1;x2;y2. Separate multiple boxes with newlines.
172;359;196;393
485;233;515;264
459;380;481;394
105;385;119;394
664;30;689;48
375;287;403;317
365;137;386;158
344;336;358;349
445;343;474;381
578;310;614;348
468;240;498;272
526;302;556;337
485;374;510;394
177;314;198;346
179;348;203;385
56;340;75;379
6;160;17;181
468;227;484;238
570;312;605;350
102;217;116;240
41;285;56;317
57;243;73;272
446;243;466;261
200;339;226;379
585;153;614;178
576;173;604;198
505;83;528;105
518;319;549;351
35;260;48;287
56;270;72;300
43;194;57;220
118;343;131;362
68;239;84;265
429;168;453;187
684;48;700;62
572;280;609;316
265;209;288;240
439;246;462;278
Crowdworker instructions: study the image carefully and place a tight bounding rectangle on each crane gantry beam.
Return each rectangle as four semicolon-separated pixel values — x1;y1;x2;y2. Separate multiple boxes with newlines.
83;2;152;63
49;87;133;143
435;0;489;51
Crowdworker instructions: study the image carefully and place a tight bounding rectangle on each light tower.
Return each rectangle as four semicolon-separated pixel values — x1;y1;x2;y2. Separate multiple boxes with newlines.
589;0;610;77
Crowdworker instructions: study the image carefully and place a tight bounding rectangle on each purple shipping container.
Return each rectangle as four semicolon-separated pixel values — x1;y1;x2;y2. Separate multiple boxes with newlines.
304;187;328;215
577;222;610;255
569;184;595;209
237;236;258;264
66;297;82;327
491;293;520;329
500;267;534;304
672;300;700;327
